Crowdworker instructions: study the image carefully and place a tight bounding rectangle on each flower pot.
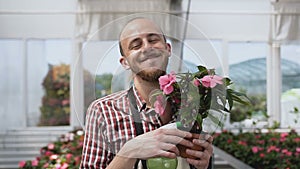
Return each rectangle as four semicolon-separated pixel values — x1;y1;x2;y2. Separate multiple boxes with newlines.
176;121;203;159
176;133;203;159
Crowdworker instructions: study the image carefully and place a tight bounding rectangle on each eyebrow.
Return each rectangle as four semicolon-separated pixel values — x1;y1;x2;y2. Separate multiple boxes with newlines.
147;33;162;39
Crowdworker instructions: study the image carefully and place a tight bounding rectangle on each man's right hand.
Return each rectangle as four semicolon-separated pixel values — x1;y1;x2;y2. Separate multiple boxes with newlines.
117;128;194;159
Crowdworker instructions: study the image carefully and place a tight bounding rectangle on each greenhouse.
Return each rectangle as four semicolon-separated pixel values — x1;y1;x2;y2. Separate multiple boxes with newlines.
0;0;300;168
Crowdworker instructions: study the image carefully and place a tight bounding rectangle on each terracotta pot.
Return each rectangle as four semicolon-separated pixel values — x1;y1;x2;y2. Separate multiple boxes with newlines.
177;133;203;159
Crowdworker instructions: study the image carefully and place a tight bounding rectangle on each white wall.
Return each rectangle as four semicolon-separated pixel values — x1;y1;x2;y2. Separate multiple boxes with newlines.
0;0;271;40
186;0;271;41
0;0;76;39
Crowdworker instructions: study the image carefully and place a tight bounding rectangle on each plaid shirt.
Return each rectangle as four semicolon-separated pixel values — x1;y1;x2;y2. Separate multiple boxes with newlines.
80;87;163;169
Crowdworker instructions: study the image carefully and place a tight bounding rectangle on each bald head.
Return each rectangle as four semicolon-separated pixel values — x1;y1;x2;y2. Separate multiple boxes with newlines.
119;18;166;56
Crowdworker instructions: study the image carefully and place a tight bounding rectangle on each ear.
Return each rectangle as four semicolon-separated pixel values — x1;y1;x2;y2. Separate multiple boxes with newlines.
119;56;130;70
166;43;171;57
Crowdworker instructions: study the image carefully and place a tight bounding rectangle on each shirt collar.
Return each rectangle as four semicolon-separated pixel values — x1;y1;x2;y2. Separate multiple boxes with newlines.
132;85;147;112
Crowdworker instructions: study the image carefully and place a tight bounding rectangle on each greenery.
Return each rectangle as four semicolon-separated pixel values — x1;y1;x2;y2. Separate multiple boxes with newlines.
19;129;84;169
39;64;70;126
95;73;113;98
230;94;267;123
214;129;300;169
39;64;112;126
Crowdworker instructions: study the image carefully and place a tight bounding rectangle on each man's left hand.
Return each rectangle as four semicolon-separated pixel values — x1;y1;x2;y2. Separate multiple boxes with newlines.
185;134;213;169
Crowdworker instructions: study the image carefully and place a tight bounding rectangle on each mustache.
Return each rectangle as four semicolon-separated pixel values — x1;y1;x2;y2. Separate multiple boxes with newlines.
138;48;169;62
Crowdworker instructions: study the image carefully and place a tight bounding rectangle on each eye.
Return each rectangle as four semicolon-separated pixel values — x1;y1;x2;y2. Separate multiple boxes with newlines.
129;39;142;50
148;34;161;43
130;43;141;50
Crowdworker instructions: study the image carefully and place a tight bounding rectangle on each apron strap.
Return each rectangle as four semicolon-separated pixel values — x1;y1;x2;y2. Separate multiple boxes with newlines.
128;87;147;169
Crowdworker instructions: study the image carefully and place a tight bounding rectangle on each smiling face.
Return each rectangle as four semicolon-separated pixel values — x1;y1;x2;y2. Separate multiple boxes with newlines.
119;18;171;82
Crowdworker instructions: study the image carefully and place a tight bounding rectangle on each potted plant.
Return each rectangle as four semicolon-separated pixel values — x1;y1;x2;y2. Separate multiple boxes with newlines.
150;65;250;158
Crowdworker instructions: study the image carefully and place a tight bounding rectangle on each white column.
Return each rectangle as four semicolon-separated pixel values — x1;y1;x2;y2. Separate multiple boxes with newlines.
70;39;84;129
267;42;281;126
22;39;28;128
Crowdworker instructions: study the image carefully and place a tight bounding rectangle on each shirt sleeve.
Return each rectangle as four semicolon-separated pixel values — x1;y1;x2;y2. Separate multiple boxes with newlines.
80;100;113;169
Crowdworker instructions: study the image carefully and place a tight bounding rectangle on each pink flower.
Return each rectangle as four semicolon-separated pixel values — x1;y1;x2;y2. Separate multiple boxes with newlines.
62;99;70;106
74;156;81;165
31;160;38;166
200;75;223;88
154;95;165;115
293;138;300;142
61;163;69;169
282;149;292;156
193;78;201;86
50;154;58;160
45;151;52;156
159;72;176;94
296;147;300;153
267;146;280;153
259;153;265;158
257;140;265;144
19;161;26;168
238;141;247;146
252;146;260;153
280;137;286;142
66;153;73;163
43;163;49;168
281;132;289;138
48;143;55;150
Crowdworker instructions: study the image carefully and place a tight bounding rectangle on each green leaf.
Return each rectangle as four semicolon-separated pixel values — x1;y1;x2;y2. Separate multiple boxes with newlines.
196;114;203;126
197;65;207;72
223;77;233;86
227;91;233;110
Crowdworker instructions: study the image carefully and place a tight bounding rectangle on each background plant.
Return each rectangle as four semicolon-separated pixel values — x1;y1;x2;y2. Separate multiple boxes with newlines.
214;129;300;169
19;129;84;169
39;64;70;126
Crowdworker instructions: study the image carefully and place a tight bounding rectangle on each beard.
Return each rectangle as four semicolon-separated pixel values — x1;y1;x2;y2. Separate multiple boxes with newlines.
136;68;166;82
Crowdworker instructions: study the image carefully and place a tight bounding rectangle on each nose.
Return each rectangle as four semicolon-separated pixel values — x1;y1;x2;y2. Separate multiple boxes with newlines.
142;39;152;52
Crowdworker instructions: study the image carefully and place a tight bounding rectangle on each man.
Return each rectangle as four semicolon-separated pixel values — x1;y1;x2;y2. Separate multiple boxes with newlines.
80;18;213;169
